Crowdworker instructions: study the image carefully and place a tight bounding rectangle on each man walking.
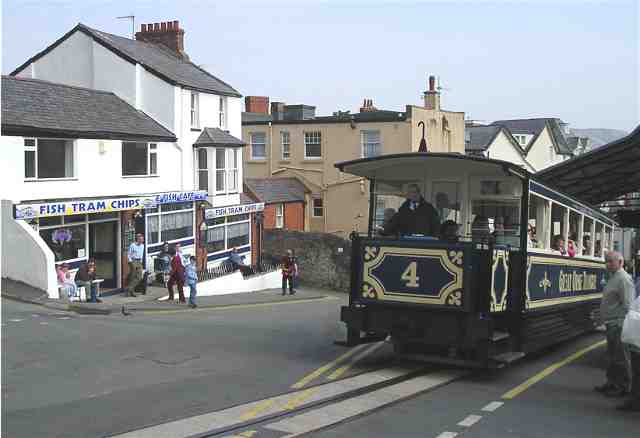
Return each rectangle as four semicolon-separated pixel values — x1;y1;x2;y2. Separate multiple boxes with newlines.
595;251;634;397
282;249;296;296
127;234;145;297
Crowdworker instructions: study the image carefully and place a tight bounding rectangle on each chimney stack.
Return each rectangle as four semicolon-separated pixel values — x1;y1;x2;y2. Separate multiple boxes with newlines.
245;96;270;114
360;98;378;113
424;74;440;111
135;20;189;61
271;102;286;121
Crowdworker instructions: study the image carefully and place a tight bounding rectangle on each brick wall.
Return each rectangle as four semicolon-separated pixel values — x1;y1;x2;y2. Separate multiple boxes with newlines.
245;96;269;114
261;202;305;231
262;229;351;292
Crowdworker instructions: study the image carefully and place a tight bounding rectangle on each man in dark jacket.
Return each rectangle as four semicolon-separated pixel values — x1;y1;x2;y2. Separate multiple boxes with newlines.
383;184;440;237
76;259;101;303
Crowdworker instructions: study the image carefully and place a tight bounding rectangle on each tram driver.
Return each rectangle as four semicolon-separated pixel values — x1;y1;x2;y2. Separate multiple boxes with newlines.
383;183;440;237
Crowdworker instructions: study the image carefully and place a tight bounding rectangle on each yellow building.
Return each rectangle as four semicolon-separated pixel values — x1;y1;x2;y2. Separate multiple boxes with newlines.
241;76;465;237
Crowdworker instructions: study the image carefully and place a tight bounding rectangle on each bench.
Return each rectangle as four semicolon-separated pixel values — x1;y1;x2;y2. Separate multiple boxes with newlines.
58;269;104;302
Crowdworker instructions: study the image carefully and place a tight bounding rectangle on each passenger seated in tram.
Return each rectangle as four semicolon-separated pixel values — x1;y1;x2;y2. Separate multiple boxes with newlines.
440;220;460;243
594;240;602;257
383;184;440;237
567;233;578;257
527;225;538;248
583;235;592;254
471;215;491;243
376;208;397;236
552;235;567;255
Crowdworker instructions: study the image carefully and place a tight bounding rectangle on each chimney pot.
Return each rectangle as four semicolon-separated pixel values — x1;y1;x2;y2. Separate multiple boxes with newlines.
147;23;153;31
429;75;436;92
173;20;179;30
161;22;167;31
168;21;174;30
141;24;146;32
154;23;160;31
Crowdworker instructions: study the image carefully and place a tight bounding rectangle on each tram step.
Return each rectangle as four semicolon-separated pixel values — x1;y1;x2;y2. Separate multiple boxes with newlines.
490;351;525;364
490;331;510;342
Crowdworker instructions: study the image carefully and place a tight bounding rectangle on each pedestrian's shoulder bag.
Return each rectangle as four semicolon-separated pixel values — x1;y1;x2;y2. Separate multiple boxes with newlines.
621;296;640;349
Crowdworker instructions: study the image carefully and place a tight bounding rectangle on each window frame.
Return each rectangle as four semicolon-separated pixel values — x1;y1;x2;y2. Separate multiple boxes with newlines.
204;214;252;256
191;92;200;129
361;130;381;158
197;148;209;192
24;137;76;181
122;142;158;177
304;131;322;160
312;197;324;217
145;202;195;246
219;96;227;129
275;203;284;228
281;131;291;160
250;132;267;160
38;214;89;264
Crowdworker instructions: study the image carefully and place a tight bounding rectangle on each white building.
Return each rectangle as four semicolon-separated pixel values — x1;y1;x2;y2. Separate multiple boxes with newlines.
466;118;586;172
2;21;263;297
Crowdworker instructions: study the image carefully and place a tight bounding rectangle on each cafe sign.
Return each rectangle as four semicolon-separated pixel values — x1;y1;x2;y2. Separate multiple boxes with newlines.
14;191;208;220
205;202;265;219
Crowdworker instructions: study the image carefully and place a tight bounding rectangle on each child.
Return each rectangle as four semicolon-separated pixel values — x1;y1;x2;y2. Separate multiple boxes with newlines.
56;264;77;299
185;255;198;308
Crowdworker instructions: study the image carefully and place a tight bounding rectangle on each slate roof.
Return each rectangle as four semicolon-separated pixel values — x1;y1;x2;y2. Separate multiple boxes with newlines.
1;76;177;141
490;118;573;155
465;125;501;151
244;178;307;204
11;24;241;97
194;127;245;147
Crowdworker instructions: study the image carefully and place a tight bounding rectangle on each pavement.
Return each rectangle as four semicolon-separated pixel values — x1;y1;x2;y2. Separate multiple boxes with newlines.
0;277;330;315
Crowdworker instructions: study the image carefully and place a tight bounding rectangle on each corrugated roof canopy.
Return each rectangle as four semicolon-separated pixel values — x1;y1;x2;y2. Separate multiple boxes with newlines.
535;125;640;205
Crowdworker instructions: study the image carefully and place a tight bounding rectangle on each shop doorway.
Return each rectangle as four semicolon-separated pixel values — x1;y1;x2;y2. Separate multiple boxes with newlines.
89;221;118;289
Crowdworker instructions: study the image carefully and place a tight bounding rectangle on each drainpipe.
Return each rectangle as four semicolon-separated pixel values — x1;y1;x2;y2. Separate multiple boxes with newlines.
268;121;273;177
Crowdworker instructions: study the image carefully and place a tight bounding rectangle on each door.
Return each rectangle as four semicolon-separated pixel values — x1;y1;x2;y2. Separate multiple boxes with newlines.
89;221;118;289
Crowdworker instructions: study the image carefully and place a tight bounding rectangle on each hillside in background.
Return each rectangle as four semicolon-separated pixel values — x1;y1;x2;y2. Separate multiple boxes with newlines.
571;128;628;150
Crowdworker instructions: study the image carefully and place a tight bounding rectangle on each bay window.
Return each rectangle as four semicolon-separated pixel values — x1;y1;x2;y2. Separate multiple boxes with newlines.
24;138;75;180
197;149;209;192
215;147;226;193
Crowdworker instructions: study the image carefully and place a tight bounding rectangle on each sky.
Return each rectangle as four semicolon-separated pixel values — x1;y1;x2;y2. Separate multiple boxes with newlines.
2;0;638;131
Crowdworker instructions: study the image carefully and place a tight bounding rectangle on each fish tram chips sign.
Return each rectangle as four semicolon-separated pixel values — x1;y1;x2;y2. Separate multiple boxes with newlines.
205;203;265;219
15;191;207;219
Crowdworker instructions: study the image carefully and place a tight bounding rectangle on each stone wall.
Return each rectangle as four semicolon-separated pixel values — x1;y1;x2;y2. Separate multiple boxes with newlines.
262;230;351;292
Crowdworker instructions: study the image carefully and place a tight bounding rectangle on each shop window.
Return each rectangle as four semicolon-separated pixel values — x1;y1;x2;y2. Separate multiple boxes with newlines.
432;181;460;224
312;198;324;217
40;224;86;262
275;204;284;229
24;138;74;180
228;222;250;248
122;142;157;176
304;132;322;159
205;226;225;253
160;211;193;242
147;215;160;244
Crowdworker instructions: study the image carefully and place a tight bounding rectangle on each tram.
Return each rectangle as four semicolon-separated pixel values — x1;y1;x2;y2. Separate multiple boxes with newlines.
337;153;615;368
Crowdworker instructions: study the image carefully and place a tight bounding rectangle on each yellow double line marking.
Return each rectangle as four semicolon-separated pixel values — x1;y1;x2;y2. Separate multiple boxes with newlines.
502;339;606;399
237;340;385;423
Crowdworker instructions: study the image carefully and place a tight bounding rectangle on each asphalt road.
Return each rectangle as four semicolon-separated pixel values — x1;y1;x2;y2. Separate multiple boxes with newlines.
2;296;638;438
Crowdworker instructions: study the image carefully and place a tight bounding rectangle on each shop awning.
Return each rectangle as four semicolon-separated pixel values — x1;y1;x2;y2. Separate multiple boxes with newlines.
535;126;640;205
14;190;207;219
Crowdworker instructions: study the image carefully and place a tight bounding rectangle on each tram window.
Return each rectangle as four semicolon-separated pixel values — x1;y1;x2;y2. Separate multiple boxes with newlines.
372;180;420;233
583;217;594;256
594;222;604;257
568;210;581;257
432;181;460;223
551;203;568;254
528;194;549;249
470;199;521;247
604;226;613;255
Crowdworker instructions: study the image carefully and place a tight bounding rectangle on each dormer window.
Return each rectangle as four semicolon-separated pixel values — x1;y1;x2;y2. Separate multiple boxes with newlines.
191;92;199;128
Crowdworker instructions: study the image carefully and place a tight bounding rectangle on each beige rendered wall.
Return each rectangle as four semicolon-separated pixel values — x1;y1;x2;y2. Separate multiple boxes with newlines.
407;106;465;153
525;126;567;171
486;131;535;171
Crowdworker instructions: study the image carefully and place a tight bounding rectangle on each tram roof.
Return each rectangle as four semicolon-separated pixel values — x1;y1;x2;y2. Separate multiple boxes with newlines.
535;125;640;205
335;153;531;181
